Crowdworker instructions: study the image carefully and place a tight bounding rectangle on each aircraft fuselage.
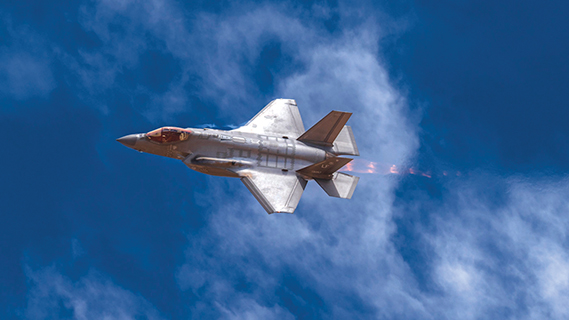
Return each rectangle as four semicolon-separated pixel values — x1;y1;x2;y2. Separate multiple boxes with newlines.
119;128;328;178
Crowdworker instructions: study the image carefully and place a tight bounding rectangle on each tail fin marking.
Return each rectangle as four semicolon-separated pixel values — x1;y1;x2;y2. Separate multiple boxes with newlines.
297;157;353;180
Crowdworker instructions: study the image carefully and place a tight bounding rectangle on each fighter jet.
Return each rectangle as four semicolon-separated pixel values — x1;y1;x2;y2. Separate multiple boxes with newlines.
117;99;359;214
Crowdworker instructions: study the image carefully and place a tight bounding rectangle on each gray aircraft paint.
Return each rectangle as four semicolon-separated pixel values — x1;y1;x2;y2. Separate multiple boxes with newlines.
117;99;359;214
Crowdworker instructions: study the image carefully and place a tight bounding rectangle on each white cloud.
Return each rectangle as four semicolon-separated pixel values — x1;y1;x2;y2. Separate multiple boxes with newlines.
171;3;424;319
13;0;569;319
24;266;164;320
217;298;295;320
417;175;569;319
68;0;391;124
167;3;569;320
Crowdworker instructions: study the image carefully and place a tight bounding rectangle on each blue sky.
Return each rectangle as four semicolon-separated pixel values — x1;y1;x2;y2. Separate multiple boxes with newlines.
2;0;569;319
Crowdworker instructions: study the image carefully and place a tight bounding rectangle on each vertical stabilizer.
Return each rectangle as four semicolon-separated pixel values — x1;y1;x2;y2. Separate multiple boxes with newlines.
315;172;359;199
331;125;359;156
297;111;352;146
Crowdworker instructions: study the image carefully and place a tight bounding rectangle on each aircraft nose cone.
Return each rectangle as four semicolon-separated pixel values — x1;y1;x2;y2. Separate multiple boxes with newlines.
117;134;138;147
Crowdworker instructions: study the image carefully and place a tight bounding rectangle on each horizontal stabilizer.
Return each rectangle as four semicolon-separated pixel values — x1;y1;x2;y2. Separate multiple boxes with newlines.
297;157;353;179
315;172;359;199
297;111;352;146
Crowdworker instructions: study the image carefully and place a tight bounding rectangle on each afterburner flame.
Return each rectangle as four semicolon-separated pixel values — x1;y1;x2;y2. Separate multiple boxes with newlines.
341;159;459;178
340;160;392;174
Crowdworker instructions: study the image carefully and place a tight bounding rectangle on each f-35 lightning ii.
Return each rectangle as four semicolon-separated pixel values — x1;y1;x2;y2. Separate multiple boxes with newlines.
117;99;359;214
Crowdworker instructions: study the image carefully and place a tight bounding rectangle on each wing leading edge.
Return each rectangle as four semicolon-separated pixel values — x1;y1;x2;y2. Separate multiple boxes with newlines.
241;171;307;214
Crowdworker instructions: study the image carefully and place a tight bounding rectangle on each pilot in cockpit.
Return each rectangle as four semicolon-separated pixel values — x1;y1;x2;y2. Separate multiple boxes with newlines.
146;127;191;143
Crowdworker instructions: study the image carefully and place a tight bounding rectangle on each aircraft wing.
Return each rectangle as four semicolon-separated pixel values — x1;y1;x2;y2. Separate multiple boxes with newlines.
235;99;305;138
241;170;307;214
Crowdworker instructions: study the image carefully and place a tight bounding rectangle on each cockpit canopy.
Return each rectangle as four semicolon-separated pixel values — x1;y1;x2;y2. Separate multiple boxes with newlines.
146;127;191;143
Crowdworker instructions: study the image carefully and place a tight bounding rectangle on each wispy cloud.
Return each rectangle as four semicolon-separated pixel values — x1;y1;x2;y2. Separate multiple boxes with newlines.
12;0;569;319
422;175;569;319
172;3;422;319
24;266;164;320
0;18;55;101
168;3;569;320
